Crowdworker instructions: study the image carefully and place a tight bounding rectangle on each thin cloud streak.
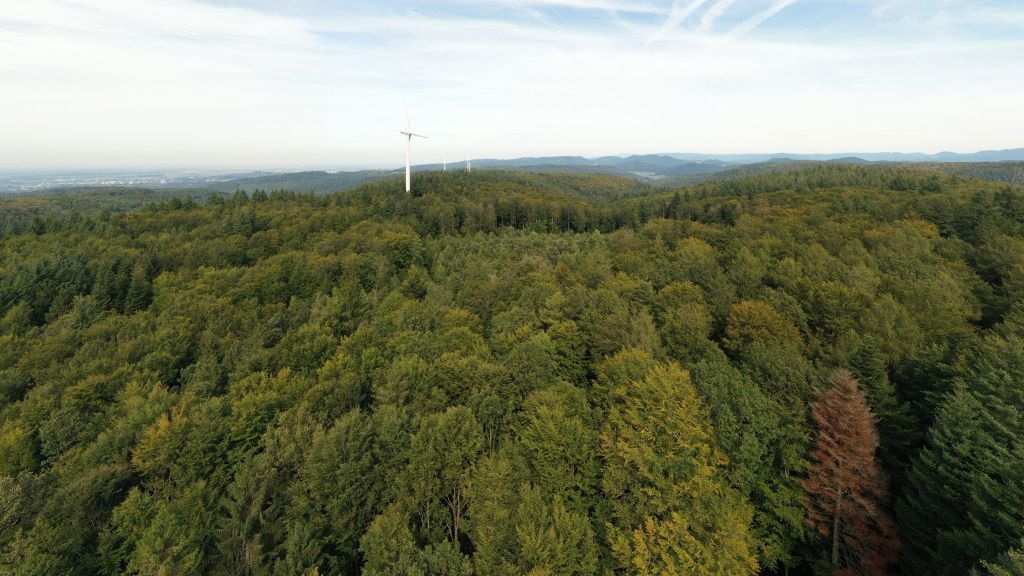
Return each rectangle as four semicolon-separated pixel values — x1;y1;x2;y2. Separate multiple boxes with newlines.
456;0;665;14
646;0;711;44
940;6;1024;27
727;0;800;40
697;0;739;32
6;0;316;49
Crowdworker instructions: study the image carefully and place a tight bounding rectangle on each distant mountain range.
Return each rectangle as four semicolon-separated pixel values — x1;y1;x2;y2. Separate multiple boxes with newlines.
4;148;1024;194
414;154;735;180
171;151;1024;194
663;148;1024;164
415;149;1024;179
409;149;1024;184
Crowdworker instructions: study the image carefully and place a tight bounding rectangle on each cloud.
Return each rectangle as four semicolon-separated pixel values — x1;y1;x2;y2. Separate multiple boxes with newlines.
940;5;1024;27
1;0;1023;170
453;0;666;15
6;0;315;49
646;0;711;44
697;0;739;32
727;0;800;40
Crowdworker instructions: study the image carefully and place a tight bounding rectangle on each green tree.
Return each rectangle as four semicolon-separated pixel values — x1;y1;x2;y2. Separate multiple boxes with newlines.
899;337;1024;576
360;505;473;576
288;408;404;574
404;406;484;545
848;338;918;484
972;540;1024;576
466;456;598;576
132;481;215;576
512;484;598;576
124;263;152;313
689;357;807;570
654;281;715;364
514;384;599;512
601;363;758;575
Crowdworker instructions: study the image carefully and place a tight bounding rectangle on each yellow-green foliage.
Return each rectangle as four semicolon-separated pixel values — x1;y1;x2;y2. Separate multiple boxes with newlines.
0;166;1022;574
601;361;759;576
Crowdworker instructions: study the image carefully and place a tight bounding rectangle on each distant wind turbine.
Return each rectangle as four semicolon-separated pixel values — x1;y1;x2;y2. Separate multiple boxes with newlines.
443;156;447;171
466;154;472;173
400;106;427;193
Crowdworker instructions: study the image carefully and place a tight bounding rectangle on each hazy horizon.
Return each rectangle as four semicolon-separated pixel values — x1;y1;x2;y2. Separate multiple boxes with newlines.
4;145;1024;176
4;0;1024;170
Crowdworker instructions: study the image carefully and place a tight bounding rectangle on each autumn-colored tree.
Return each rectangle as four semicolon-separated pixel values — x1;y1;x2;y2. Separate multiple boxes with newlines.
804;369;899;576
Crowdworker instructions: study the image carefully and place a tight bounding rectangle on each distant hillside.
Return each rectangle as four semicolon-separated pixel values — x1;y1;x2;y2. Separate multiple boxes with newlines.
421;154;734;181
196;155;733;194
0;186;221;236
183;153;1024;193
206;170;391;194
354;169;656;204
663;160;826;186
910;161;1024;185
660;158;1024;188
13;148;1023;196
485;164;638;179
200;150;1024;193
664;147;1024;163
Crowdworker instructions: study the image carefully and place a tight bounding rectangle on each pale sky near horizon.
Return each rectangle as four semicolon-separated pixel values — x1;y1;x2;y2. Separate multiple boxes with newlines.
2;0;1023;171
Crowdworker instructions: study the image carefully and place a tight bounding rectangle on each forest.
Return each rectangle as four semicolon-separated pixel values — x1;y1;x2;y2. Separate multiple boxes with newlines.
1;164;1023;575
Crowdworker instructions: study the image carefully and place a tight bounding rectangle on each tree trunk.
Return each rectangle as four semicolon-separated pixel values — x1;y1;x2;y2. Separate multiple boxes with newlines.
832;486;843;569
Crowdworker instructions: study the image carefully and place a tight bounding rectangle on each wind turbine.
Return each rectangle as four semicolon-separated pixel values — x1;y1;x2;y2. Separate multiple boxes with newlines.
400;106;427;193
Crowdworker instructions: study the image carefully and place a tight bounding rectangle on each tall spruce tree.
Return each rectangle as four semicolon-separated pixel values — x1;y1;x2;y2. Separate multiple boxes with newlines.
848;338;918;485
898;336;1024;575
803;370;899;576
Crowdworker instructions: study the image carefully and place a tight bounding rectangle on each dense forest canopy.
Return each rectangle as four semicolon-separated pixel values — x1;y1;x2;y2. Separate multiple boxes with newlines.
1;165;1023;575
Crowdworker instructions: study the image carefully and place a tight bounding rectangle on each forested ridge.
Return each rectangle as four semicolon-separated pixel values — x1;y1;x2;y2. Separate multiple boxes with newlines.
1;165;1023;575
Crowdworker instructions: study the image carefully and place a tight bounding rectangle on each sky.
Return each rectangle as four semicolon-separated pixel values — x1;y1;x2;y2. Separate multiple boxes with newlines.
2;0;1024;171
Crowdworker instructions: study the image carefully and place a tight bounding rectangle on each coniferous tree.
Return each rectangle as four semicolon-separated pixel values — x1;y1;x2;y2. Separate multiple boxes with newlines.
123;263;151;313
971;540;1024;576
803;369;899;576
898;337;1024;575
848;338;918;485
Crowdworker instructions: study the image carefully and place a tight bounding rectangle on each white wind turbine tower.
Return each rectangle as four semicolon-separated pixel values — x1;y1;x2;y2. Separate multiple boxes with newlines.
400;106;427;193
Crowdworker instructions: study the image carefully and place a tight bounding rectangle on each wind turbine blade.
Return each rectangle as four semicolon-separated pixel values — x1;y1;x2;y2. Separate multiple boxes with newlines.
405;103;412;132
410;132;428;139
